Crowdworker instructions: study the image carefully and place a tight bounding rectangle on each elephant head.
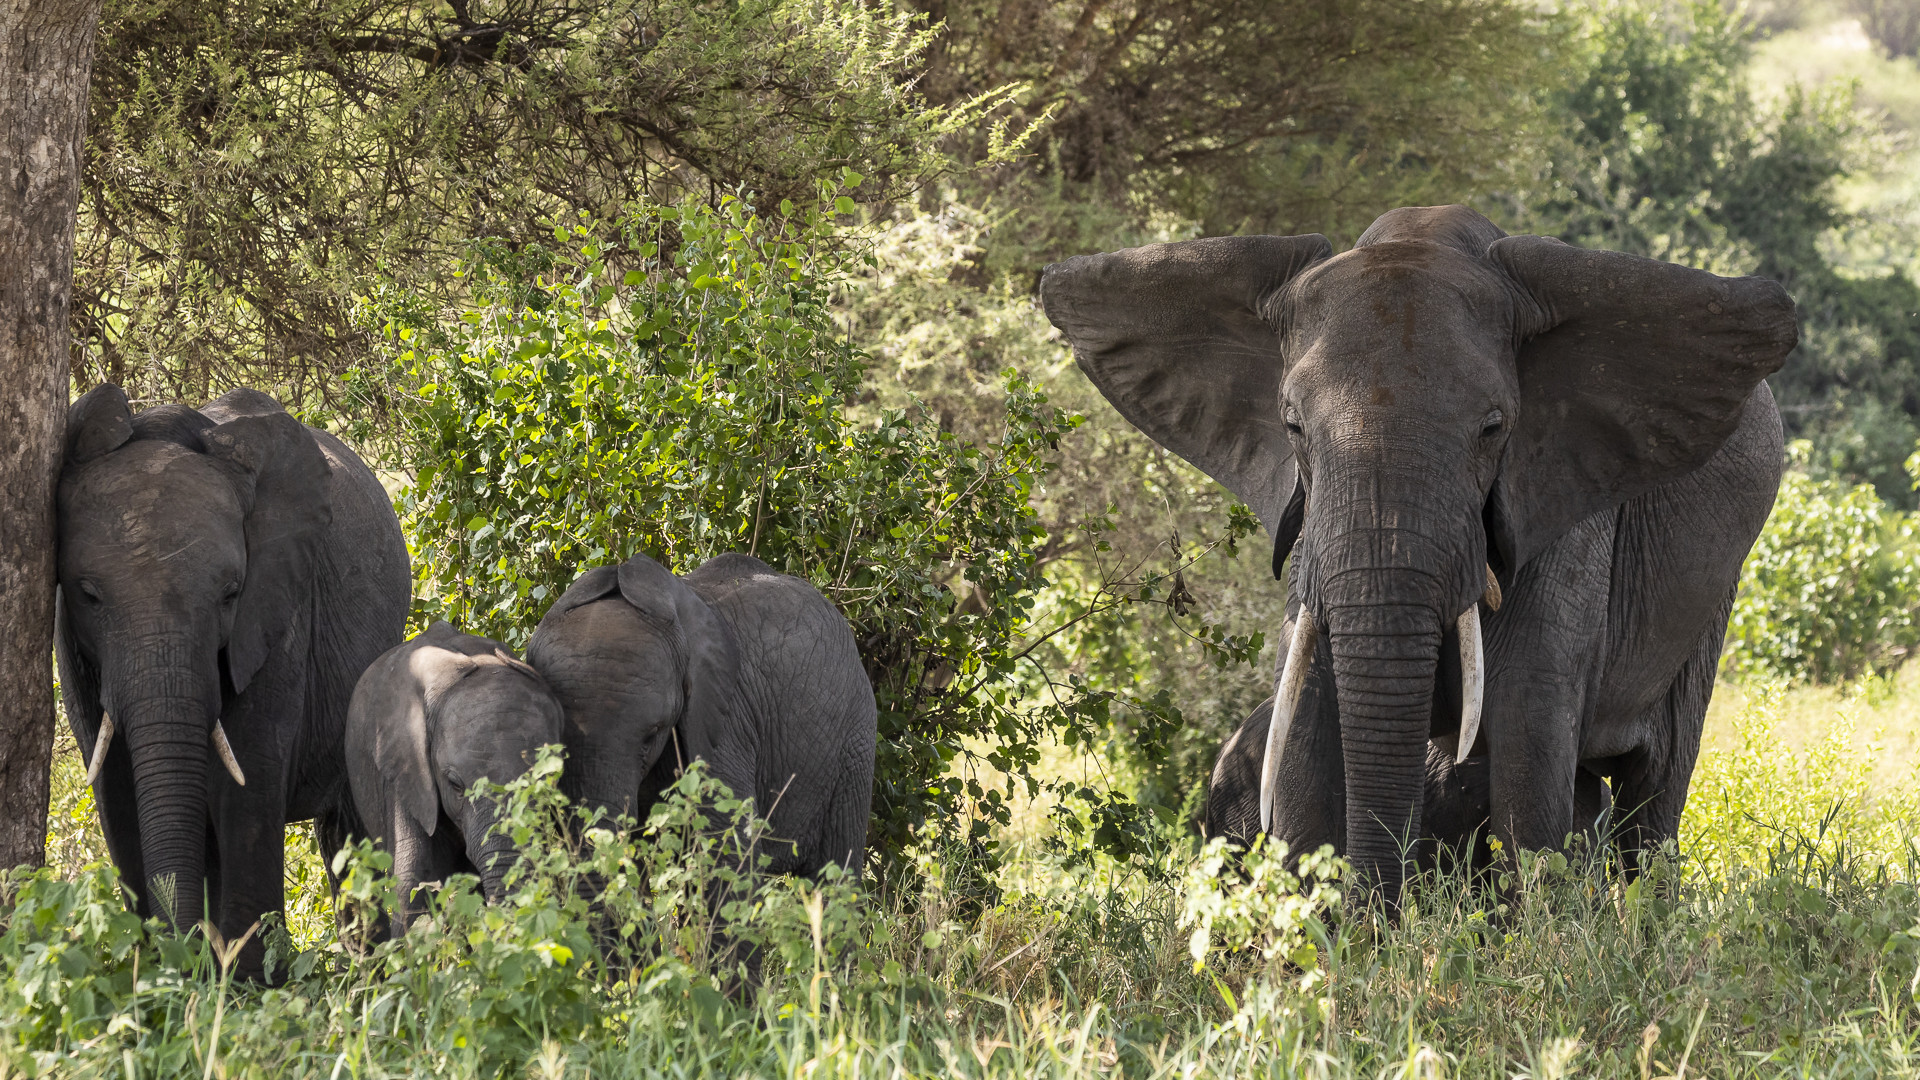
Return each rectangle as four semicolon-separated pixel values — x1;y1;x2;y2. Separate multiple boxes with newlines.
1041;205;1796;902
525;554;751;827
55;383;331;928
362;624;565;904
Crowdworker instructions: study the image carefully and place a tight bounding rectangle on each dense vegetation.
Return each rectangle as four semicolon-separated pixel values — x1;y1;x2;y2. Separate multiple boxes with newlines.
15;0;1920;1074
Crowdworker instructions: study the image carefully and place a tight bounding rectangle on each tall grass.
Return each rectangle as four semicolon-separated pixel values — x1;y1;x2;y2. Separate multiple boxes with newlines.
11;688;1920;1078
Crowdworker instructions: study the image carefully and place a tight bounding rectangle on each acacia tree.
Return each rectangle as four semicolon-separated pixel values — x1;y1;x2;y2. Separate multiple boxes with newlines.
0;0;104;869
77;0;1025;405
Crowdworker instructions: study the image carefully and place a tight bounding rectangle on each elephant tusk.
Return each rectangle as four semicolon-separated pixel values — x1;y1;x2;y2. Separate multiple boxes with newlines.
1259;609;1318;835
212;722;247;787
1456;605;1485;764
1483;564;1502;612
83;714;115;786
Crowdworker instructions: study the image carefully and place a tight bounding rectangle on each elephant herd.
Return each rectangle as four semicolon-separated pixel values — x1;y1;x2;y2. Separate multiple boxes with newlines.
49;203;1797;979
55;383;876;977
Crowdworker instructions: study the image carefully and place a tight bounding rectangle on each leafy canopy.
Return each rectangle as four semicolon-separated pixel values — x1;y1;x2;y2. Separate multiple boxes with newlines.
79;0;1030;403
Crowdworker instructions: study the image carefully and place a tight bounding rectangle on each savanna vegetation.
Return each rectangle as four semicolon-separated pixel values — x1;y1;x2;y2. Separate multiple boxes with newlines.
6;0;1920;1074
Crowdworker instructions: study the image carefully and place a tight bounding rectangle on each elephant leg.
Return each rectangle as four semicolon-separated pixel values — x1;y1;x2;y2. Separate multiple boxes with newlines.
1484;513;1614;856
210;778;287;981
1610;589;1727;876
1573;767;1612;838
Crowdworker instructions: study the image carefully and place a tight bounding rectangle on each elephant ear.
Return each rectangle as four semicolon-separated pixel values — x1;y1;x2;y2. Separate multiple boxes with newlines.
53;590;105;760
200;401;334;693
368;625;477;836
57;386;129;751
614;555;755;801
66;383;133;465
1040;234;1331;537
1486;236;1797;574
538;565;622;626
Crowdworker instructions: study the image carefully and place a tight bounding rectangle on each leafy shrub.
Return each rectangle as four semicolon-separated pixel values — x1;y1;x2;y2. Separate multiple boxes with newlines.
1682;682;1920;882
1723;441;1920;683
363;190;1186;864
321;750;887;1072
1178;838;1342;982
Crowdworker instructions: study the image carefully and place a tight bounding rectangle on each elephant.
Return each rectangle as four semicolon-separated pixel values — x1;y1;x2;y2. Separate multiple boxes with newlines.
344;622;564;936
1202;698;1611;877
1041;204;1795;904
525;552;878;882
55;384;411;975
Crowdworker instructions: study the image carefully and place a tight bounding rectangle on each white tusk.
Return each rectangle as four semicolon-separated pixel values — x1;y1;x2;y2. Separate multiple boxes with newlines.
1483;564;1502;612
212;722;247;786
84;714;115;786
1259;609;1318;835
1456;605;1484;765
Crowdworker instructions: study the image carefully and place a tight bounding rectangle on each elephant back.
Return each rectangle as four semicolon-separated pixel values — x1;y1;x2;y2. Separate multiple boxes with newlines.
684;554;877;872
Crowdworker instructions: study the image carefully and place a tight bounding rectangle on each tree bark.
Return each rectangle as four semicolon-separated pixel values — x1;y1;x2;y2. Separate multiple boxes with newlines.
0;0;104;869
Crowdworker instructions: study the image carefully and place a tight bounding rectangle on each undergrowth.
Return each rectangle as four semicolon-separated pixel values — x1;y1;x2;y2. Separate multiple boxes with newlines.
11;689;1920;1077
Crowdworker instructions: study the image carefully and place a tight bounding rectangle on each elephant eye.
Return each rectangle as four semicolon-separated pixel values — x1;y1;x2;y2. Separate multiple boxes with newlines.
1284;407;1303;435
77;580;103;604
221;582;241;605
1480;410;1505;438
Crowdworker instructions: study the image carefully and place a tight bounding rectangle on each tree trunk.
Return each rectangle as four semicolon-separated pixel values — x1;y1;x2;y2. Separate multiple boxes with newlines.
0;0;105;869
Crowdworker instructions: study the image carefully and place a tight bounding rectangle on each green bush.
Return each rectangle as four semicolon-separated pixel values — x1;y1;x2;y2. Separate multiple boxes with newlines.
362;190;1185;863
1724;441;1920;683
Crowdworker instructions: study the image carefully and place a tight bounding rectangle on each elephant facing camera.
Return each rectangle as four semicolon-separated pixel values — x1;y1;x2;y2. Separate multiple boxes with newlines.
55;383;411;981
344;622;565;939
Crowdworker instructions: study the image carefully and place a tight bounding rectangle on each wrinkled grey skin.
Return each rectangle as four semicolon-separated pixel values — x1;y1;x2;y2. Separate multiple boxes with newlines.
1042;205;1795;904
345;623;563;936
526;552;877;880
1203;698;1612;877
56;384;410;977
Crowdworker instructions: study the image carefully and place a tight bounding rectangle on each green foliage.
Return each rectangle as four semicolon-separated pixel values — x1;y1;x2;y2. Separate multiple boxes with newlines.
913;0;1564;246
1684;683;1920;882
14;702;1920;1075
371;192;1209;862
79;0;1033;402
1521;0;1920;506
1724;442;1920;683
1179;838;1341;980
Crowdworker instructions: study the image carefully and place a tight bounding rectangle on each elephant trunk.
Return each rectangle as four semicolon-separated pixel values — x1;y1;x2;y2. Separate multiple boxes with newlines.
105;624;222;932
122;707;214;929
471;804;520;904
1327;597;1441;906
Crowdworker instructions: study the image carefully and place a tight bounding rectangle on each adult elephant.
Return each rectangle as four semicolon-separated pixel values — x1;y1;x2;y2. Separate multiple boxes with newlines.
56;384;410;975
1042;205;1794;904
526;552;877;880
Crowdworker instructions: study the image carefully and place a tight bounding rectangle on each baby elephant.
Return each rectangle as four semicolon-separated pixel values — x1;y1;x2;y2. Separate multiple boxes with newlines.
527;552;878;880
345;622;564;934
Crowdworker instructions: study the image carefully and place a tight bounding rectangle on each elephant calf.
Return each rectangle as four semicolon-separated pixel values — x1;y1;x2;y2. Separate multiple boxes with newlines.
345;622;564;936
526;552;878;881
